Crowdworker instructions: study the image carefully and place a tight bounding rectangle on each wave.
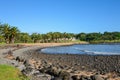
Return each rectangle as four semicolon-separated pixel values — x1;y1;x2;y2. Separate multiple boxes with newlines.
41;45;120;55
92;51;120;55
74;47;120;55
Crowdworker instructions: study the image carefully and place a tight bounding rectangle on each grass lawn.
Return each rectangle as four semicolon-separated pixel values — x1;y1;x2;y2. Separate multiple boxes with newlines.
0;65;29;80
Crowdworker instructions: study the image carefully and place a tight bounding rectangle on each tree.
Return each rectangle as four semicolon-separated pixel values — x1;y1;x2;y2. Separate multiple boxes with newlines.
0;24;20;44
41;34;48;43
103;32;113;40
1;24;11;43
18;33;31;43
9;27;19;43
76;33;86;41
85;33;102;42
111;32;120;40
31;33;42;43
0;35;4;43
53;32;61;42
46;32;52;42
0;24;4;42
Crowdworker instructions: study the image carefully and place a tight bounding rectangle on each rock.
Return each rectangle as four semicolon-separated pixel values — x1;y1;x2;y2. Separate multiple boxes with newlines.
11;60;19;67
29;59;36;65
16;56;21;62
32;74;52;80
22;67;33;76
5;55;15;60
23;60;31;67
16;44;20;47
34;61;41;69
27;59;37;68
7;50;13;55
52;77;63;80
80;75;90;80
91;75;104;80
16;56;25;63
17;64;26;71
46;66;60;77
30;69;40;75
4;51;14;60
39;67;48;73
59;70;71;80
72;75;80;80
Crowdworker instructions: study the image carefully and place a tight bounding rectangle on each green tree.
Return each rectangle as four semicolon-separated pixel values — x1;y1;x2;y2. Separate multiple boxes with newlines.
102;32;113;40
9;27;19;43
19;33;31;43
46;32;52;42
86;33;102;42
111;32;120;40
76;33;86;41
31;33;42;43
1;24;11;43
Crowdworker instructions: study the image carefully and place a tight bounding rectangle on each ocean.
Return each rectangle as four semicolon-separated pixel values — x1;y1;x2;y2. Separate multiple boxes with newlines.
41;44;120;55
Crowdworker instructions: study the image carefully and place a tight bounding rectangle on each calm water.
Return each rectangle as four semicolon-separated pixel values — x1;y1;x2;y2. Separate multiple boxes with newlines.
41;44;120;55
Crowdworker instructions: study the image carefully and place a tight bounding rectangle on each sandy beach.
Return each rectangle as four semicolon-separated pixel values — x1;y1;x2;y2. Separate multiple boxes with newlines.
0;43;120;80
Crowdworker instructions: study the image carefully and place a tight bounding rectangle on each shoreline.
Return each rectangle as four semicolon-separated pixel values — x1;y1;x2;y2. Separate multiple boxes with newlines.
0;43;120;80
25;49;120;80
39;43;120;56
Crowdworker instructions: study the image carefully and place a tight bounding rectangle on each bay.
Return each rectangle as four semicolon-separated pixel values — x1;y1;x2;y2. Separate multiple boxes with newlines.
41;44;120;55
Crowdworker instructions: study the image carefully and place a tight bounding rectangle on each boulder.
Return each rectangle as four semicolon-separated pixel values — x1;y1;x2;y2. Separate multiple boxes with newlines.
52;77;63;80
30;69;40;75
33;74;52;80
5;55;15;60
91;75;104;80
46;66;60;77
80;75;91;80
11;60;19;67
22;67;33;76
59;70;71;80
17;64;26;71
72;75;80;80
16;56;21;62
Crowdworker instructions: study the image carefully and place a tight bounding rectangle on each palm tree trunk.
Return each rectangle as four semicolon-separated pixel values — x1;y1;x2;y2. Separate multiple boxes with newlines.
10;37;15;44
5;37;9;44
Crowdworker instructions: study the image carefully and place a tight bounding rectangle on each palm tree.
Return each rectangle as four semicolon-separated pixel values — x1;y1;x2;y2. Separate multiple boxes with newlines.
1;24;11;44
31;33;42;43
0;23;2;34
41;34;46;43
19;33;31;43
37;33;42;43
0;24;4;42
31;33;38;43
46;32;52;42
0;23;19;44
9;27;19;43
0;35;4;43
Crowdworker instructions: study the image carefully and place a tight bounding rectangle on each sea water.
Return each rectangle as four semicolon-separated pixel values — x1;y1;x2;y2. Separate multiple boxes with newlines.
41;44;120;55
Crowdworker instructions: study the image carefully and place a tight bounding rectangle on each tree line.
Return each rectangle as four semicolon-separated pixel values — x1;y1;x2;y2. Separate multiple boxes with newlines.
0;23;75;43
76;32;120;43
0;23;120;44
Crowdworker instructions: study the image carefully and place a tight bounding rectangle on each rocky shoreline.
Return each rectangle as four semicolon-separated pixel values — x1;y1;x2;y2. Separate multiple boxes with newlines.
22;49;120;80
0;44;120;80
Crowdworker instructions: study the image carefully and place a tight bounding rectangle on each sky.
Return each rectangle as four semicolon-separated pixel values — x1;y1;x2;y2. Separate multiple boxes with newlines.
0;0;120;34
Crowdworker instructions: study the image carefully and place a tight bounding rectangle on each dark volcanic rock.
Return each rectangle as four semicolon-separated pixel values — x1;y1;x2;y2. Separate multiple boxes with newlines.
91;75;104;80
72;75;80;80
46;67;60;77
52;77;63;80
22;49;120;80
58;70;71;80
